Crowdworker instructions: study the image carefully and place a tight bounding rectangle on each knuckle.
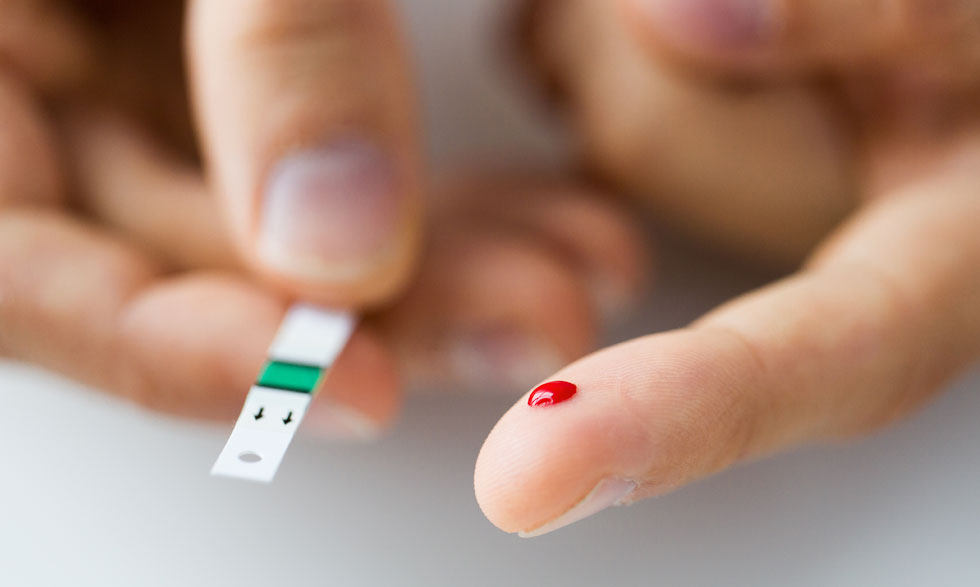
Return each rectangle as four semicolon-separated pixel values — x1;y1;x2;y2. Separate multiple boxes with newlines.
205;0;403;135
229;0;382;56
0;79;61;207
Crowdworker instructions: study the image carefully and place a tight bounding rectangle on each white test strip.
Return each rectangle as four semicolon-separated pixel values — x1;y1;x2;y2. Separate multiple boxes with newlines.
211;304;356;483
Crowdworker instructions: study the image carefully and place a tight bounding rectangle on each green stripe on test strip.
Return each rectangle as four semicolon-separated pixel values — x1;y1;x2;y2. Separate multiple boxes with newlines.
257;361;323;393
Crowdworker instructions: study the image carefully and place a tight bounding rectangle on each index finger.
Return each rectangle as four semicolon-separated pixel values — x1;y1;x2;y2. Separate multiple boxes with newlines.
475;129;980;537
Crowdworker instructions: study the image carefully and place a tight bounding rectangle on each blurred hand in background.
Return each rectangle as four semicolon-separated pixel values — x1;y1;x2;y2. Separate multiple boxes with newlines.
4;0;979;542
475;0;980;536
0;0;646;437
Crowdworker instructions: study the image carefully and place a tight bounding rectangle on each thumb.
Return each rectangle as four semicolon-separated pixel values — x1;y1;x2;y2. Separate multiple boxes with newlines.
187;0;422;307
475;133;980;537
620;0;980;76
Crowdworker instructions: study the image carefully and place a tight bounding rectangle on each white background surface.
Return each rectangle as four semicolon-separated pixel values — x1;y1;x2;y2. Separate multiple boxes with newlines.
3;1;979;585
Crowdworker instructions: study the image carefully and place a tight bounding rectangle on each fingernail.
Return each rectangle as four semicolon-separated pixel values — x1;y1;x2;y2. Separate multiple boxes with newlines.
449;329;565;392
258;139;403;282
519;478;638;538
303;399;382;442
634;0;777;51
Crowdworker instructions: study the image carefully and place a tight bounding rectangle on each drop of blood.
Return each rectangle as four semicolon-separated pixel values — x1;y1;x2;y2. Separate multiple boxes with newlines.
528;380;577;407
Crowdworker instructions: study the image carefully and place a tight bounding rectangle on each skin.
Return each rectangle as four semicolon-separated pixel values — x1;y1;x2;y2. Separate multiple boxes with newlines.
474;0;980;536
2;0;980;539
0;1;645;430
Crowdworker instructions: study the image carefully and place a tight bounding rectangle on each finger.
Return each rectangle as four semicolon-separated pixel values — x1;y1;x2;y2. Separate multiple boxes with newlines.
120;274;399;437
0;210;399;435
63;110;237;270
378;225;598;393
620;0;980;78
187;0;423;307
0;73;62;206
435;178;651;322
475;133;980;536
517;0;856;264
60;140;613;398
0;0;93;91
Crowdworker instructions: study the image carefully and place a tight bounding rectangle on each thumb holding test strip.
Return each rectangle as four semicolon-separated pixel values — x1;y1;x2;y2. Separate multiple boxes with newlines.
0;2;646;439
187;0;423;307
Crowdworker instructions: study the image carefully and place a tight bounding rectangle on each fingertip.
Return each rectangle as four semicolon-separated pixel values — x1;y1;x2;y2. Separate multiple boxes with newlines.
474;331;755;536
117;274;403;431
306;326;402;440
252;204;422;309
474;375;646;535
474;400;612;534
116;274;282;419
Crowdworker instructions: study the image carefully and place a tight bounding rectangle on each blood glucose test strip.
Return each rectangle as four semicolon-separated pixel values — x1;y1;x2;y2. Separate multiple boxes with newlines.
211;304;356;483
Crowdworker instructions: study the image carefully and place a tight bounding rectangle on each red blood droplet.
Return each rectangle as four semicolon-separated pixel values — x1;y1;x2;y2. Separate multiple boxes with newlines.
528;380;577;407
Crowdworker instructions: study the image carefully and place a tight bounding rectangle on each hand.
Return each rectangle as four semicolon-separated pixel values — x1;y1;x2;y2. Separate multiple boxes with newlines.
0;2;647;434
475;0;980;536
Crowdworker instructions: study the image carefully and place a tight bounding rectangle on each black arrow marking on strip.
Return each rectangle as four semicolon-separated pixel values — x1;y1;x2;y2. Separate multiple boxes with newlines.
254;407;265;420
282;411;294;425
